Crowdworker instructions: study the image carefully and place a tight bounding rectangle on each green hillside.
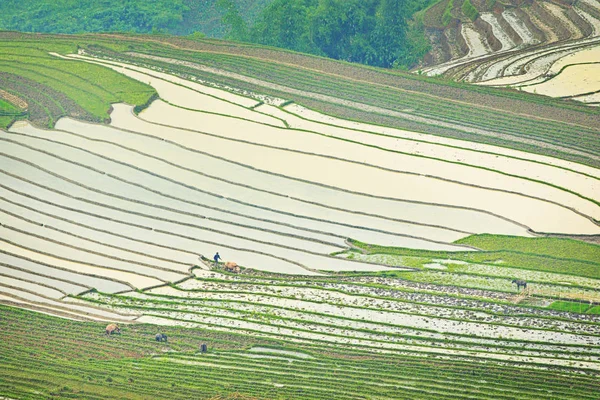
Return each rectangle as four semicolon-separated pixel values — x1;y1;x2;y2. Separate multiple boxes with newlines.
0;0;439;68
224;0;439;68
0;36;155;128
1;31;599;400
2;304;600;400
1;32;599;167
0;0;272;37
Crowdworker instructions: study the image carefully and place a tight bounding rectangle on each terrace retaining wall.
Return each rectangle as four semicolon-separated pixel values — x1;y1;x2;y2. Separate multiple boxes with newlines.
475;17;503;52
531;1;571;40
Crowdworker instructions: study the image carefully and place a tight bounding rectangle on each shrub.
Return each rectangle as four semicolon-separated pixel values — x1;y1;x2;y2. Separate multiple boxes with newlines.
442;0;455;26
461;0;479;21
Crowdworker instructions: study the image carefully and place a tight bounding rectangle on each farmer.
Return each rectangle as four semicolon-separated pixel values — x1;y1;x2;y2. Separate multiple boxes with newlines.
213;252;222;265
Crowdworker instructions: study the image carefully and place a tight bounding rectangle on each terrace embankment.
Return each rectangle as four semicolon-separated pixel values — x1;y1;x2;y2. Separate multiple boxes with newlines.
418;0;600;106
3;33;598;167
2;303;599;399
1;34;600;399
2;47;599;317
81;45;600;170
86;32;600;131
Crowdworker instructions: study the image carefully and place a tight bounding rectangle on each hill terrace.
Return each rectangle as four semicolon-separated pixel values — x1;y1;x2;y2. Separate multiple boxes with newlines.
420;0;600;104
0;32;599;399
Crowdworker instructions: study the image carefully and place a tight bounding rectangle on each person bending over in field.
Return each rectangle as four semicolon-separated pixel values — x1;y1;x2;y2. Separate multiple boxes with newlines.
213;252;222;266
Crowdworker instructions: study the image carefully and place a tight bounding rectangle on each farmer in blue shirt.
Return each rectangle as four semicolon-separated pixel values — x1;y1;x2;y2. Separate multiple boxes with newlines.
213;252;222;265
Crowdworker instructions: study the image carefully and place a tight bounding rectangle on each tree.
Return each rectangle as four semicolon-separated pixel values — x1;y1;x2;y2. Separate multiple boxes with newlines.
217;0;248;41
309;0;378;63
371;0;409;67
250;0;318;54
245;0;432;69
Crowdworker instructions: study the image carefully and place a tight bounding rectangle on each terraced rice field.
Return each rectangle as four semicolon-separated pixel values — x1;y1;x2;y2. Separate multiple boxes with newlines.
1;34;600;398
420;0;600;104
4;305;600;400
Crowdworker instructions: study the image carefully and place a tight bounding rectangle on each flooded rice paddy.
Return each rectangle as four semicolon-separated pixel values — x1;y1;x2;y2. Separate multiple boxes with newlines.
1;53;600;375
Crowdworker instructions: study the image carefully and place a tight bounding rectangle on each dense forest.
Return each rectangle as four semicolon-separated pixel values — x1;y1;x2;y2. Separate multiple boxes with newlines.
222;0;436;68
0;0;436;68
0;0;270;36
0;0;188;34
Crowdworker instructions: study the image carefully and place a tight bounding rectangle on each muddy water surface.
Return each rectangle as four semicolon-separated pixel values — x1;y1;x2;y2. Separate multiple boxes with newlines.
524;63;600;97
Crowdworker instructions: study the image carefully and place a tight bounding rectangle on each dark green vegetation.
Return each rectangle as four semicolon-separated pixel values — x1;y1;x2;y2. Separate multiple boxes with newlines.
441;0;455;27
223;0;438;68
433;0;481;27
422;0;481;29
0;0;272;38
176;0;273;37
0;0;438;69
0;0;188;34
461;0;479;22
0;37;154;128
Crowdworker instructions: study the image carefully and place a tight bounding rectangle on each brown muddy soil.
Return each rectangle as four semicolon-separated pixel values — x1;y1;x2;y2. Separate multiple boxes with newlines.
0;72;93;128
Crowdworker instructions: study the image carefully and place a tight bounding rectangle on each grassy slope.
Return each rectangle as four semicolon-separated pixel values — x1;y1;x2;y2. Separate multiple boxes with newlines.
2;304;599;400
0;116;13;128
456;234;600;264
0;35;155;127
0;98;19;112
350;235;600;280
0;91;26;128
549;300;592;313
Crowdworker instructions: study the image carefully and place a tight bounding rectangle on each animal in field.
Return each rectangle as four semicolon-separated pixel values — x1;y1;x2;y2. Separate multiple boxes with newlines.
105;323;121;335
224;261;240;273
155;333;168;342
512;279;527;291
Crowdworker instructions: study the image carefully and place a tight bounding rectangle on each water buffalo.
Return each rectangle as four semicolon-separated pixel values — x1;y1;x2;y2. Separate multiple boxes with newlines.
512;279;527;291
155;333;168;342
224;261;240;273
105;323;121;335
